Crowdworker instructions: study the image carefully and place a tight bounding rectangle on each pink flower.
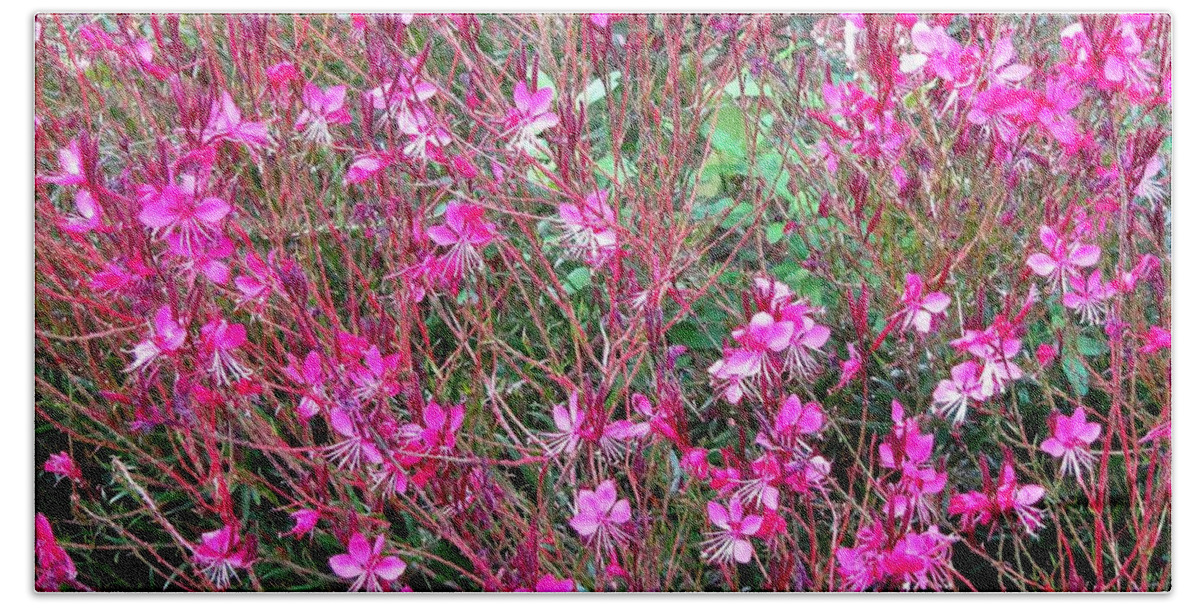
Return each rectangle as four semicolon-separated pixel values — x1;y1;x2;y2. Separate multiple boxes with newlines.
532;574;575;592
1026;225;1101;290
125;306;187;372
950;458;1045;536
58;189;104;234
987;36;1032;86
426;202;498;284
897;274;951;334
1063;269;1115;325
837;520;956;591
1036;76;1084;145
1041;407;1102;485
40;139;87;186
902;21;980;88
192;525;253;590
296;84;352;144
201;91;274;154
137;178;232;253
397;109;451;162
569;479;631;549
283;509;319;539
43;451;83;483
834;343;863;390
951;323;1024;398
701;498;762;564
283;350;327;421
329;533;407;592
931;361;985;425
1035;343;1058;366
879;401;934;469
967;86;1038;143
1140;326;1170;353
266;61;299;89
36;513;78;591
780;301;831;378
326;409;384;470
168;233;234;285
347;345;402;400
558;190;618;264
199;318;251;385
504;82;559;151
344;153;393;185
758;394;824;451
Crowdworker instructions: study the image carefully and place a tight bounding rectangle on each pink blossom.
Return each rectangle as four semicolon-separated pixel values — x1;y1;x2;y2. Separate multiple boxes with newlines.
192;525;253;590
701;498;762;564
950;458;1045;536
283;509;319;539
125;306;187;372
200;91;274;153
36;513;78;591
1063;269;1115;325
169;233;234;285
347;345;402;400
834;343;863;390
397;109;451;162
1040;407;1102;485
427;202;498;285
931;361;985;425
987;36;1032;86
40;139;87;186
967;86;1038;143
43;451;83;483
283;350;327;421
558;189;618;264
1027;229;1099;289
532;574;575;592
897;274;951;334
326;409;384;470
569;479;631;549
266;61;299;89
1035;343;1058;366
57;188;104;234
200;318;251;385
1140;326;1170;353
504;82;559;151
837;520;956;591
137;178;232;253
780;301;831;378
329;533;407;592
951;323;1024;398
296;84;352;144
344;153;393;185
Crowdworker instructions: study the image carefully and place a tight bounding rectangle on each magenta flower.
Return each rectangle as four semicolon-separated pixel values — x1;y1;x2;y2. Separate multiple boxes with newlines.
504;82;559;151
733;311;795;358
701;498;762;564
295;84;352;144
329;533;407;592
126;306;187;373
532;574;576;592
879;401;934;469
43;451;83;483
1026;225;1101;291
58;189;103;234
283;350;327;421
137;178;232;253
837;520;956;591
949;458;1045;536
266;61;299;90
40;139;87;186
326;409;383;471
397;109;451;162
347;345;402;400
1040;407;1102;485
897;274;951;334
901;21;980;88
931;361;985;425
283;509;319;539
344;153;393;185
834;343;863;390
558;189;619;264
967;86;1038;143
1140;326;1170;353
780;301;831;378
36;513;78;591
169;233;234;286
569;479;631;550
951;324;1024;398
201;91;274;154
1063;269;1115;325
987;36;1032;86
758;394;824;452
427;202;499;282
192;525;253;590
1035;343;1058;366
200;318;251;385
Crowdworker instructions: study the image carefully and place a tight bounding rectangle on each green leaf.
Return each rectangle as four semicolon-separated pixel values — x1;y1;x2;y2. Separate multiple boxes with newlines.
1062;357;1090;397
1077;335;1107;357
576;71;621;107
564;267;591;295
766;222;785;244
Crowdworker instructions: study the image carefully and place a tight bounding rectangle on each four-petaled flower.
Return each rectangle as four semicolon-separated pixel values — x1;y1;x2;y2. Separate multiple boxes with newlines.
701;498;762;564
329;533;407;592
1040;407;1102;485
568;479;631;551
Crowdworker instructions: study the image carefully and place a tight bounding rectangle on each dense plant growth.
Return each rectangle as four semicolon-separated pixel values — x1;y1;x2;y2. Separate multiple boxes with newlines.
34;13;1170;591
